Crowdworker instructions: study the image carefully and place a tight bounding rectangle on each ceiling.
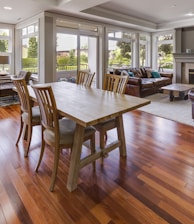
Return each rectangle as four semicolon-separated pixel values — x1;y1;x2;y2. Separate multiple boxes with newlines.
1;0;194;31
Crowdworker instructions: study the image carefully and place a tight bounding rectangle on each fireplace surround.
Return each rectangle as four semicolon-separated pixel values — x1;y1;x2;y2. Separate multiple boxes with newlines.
173;53;194;84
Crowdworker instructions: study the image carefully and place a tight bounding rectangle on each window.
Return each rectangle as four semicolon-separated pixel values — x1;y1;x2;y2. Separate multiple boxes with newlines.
107;31;132;69
139;34;150;67
157;33;173;72
56;19;99;87
0;28;12;73
56;33;78;72
21;23;38;75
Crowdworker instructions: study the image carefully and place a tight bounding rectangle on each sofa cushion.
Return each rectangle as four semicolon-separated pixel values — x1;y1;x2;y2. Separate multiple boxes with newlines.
141;78;154;89
152;77;169;86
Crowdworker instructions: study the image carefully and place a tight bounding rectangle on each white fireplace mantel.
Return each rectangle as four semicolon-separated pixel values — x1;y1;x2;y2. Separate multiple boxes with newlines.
173;53;194;63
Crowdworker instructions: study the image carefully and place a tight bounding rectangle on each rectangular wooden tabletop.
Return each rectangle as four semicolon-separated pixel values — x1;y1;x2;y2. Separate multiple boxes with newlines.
29;81;150;127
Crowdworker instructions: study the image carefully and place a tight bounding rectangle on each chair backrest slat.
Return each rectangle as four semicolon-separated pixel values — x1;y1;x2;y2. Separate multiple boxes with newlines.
32;85;59;132
11;77;31;114
76;71;95;87
103;74;129;94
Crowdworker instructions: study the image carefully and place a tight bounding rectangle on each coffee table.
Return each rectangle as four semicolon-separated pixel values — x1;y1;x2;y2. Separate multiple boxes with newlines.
161;83;194;101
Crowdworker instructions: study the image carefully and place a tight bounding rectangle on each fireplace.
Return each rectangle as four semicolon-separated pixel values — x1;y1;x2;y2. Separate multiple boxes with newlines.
173;53;194;83
182;63;194;84
189;69;194;84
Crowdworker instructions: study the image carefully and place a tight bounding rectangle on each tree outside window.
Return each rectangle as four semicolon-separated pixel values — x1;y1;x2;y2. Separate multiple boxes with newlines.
21;23;38;74
157;34;173;72
139;34;147;67
0;28;11;73
108;31;132;69
0;40;8;52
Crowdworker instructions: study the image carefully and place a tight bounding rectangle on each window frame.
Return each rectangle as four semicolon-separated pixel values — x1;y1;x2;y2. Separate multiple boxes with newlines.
106;29;133;71
0;25;14;74
21;22;39;78
152;31;174;72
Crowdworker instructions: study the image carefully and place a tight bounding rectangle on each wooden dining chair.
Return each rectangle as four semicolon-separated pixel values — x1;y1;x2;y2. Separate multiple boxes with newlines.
11;77;41;157
103;74;129;93
95;74;129;160
32;85;96;192
76;70;95;87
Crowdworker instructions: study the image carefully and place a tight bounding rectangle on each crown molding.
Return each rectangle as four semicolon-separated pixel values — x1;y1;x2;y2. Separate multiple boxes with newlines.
157;17;194;30
82;6;157;31
82;6;194;32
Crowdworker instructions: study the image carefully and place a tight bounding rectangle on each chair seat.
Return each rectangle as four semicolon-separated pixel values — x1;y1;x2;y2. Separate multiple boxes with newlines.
22;106;40;123
44;118;96;145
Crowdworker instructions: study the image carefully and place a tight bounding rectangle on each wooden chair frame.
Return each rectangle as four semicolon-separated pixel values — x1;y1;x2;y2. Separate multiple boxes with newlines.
11;77;40;157
32;85;96;191
76;70;95;87
95;74;129;161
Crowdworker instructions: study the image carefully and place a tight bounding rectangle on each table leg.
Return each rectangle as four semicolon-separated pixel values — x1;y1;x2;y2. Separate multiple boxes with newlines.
67;124;85;192
169;91;174;101
116;115;127;157
179;91;188;100
184;95;188;100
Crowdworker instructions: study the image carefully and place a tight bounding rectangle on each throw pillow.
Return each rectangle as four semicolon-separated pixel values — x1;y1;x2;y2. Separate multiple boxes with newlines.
145;69;153;78
151;71;161;78
131;68;138;77
135;68;143;78
128;71;134;77
140;67;147;78
131;68;142;78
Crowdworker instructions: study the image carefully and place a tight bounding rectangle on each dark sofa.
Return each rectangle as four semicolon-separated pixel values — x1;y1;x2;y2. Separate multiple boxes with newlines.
113;67;173;97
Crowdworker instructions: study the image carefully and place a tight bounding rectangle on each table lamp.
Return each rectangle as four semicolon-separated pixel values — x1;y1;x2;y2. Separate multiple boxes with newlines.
0;55;9;74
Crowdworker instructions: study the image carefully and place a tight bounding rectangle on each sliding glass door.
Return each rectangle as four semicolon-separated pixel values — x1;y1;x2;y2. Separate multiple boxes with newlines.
56;30;98;88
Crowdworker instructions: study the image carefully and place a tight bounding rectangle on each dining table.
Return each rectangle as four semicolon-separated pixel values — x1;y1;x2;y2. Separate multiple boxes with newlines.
28;81;150;192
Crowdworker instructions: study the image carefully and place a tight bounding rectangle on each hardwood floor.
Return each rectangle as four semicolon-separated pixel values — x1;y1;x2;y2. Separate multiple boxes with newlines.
0;104;194;224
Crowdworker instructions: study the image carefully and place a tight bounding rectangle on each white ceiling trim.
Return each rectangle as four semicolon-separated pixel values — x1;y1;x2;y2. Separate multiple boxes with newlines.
82;6;157;31
158;17;194;30
56;0;110;12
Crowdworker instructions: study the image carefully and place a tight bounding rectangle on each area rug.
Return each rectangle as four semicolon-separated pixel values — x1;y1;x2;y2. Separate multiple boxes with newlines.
137;93;194;126
0;95;20;107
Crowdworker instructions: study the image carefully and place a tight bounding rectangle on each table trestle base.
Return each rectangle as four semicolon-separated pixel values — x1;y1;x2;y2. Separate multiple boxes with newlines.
80;140;121;169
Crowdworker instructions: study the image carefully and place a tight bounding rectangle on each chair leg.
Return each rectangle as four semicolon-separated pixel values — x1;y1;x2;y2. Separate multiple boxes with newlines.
50;146;60;192
16;117;23;146
35;127;45;172
24;123;32;157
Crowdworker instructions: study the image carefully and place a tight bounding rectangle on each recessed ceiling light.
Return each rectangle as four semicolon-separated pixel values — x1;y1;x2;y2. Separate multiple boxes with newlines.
3;6;12;10
171;4;176;8
185;12;194;16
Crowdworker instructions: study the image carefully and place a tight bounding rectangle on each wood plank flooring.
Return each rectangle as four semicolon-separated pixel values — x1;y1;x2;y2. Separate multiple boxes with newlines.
0;104;194;224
